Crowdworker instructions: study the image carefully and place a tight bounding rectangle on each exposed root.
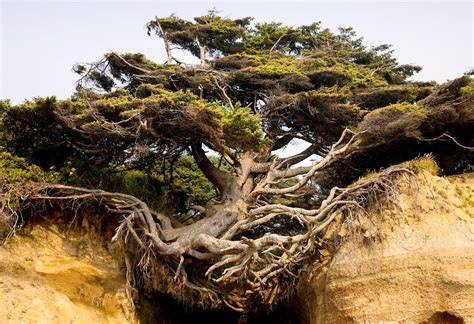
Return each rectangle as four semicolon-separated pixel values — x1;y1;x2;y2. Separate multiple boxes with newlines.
0;163;415;312
0;129;421;313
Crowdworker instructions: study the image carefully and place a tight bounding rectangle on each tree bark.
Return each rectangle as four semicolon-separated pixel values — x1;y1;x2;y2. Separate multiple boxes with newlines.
196;37;207;66
156;21;173;64
191;143;233;199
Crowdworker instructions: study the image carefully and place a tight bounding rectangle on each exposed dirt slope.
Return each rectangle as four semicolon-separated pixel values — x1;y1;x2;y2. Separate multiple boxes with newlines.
1;172;473;323
294;172;474;323
0;212;135;324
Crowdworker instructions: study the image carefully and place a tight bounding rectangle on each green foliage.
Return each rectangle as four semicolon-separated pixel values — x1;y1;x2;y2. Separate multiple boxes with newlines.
242;22;296;53
120;53;161;70
355;84;432;109
0;97;82;166
263;86;363;145
109;170;163;206
147;11;250;57
0;151;58;183
217;53;386;88
459;85;473;95
81;85;270;153
222;104;266;151
243;55;305;76
0;100;12;145
55;155;168;211
404;155;439;176
92;86;212;115
367;103;428;118
74;52;182;92
302;86;353;100
74;86;228;151
153;155;219;207
57;152;221;213
306;60;385;87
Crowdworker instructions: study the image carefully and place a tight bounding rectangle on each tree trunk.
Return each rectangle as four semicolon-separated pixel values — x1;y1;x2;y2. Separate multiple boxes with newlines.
196;37;207;66
157;22;173;64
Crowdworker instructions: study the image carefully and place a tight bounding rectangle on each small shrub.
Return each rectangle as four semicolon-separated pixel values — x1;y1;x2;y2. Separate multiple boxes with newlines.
0;151;58;183
458;85;473;96
404;155;439;176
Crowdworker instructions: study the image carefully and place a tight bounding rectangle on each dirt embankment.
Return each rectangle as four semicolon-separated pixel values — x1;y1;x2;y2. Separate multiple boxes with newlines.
1;172;473;323
0;211;135;324
294;172;474;323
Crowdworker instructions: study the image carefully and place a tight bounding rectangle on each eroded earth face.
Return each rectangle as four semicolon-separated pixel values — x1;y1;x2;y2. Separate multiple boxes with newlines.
0;219;133;324
294;172;474;323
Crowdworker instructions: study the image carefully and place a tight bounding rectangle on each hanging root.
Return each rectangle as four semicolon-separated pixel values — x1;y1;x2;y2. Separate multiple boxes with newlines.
0;164;416;313
208;165;417;310
0;180;33;243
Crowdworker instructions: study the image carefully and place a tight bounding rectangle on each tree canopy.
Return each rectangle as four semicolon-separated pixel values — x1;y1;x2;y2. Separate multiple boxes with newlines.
1;10;473;315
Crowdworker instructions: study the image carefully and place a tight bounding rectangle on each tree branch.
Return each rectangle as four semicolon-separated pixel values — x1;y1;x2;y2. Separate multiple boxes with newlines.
252;129;361;197
191;143;232;195
272;134;294;151
421;133;474;151
156;20;174;65
276;142;320;169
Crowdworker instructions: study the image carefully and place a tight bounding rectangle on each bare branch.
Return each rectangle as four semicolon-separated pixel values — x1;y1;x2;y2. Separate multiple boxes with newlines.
253;129;361;197
211;74;234;110
421;133;474;151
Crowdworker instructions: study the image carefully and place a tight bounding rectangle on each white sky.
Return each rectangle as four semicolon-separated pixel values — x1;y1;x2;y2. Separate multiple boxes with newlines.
1;1;473;104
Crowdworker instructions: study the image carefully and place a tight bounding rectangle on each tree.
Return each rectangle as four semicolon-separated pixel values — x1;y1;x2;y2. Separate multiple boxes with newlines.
1;12;473;315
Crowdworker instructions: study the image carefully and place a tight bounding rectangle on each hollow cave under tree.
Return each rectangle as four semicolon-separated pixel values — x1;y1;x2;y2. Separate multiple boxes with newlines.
1;11;473;316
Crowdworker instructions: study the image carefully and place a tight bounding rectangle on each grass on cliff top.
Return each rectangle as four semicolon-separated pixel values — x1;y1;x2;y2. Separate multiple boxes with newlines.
350;155;438;188
403;155;439;176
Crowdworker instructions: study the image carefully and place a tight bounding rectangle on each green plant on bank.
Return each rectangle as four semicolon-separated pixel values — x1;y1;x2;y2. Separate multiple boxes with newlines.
0;151;59;184
404;155;439;176
350;155;439;188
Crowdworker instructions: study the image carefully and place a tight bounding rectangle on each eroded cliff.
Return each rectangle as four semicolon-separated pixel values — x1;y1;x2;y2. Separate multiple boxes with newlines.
294;172;474;323
0;211;135;324
1;172;473;323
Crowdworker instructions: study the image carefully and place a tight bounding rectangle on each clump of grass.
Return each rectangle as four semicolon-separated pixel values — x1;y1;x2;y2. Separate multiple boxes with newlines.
458;85;473;96
404;155;439;176
436;189;448;199
350;170;378;188
349;155;438;189
461;191;474;210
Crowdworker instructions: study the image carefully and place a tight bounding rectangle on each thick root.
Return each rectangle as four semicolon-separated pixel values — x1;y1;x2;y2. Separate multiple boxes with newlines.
0;165;415;312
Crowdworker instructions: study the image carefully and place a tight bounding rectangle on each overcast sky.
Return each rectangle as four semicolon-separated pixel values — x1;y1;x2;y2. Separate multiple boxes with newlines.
1;1;473;104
